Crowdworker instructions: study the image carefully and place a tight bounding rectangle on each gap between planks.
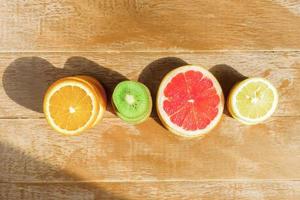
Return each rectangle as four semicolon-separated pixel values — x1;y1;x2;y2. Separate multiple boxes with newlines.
1;179;300;184
0;50;300;54
0;115;299;120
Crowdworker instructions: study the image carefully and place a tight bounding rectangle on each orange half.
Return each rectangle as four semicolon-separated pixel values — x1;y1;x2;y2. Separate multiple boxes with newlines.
43;76;106;135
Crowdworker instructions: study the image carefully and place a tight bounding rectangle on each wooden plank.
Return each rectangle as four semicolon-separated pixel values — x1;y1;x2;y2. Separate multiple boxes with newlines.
0;181;299;200
0;116;299;182
0;51;299;118
0;0;300;51
0;52;298;182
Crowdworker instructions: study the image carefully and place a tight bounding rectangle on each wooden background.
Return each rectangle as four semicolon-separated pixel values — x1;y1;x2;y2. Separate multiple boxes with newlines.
0;0;299;199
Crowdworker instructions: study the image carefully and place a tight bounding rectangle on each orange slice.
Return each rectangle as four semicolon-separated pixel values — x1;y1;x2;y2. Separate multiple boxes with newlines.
43;76;106;135
67;76;107;127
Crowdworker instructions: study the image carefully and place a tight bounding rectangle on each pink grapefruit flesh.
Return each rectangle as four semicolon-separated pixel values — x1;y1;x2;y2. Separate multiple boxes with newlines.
157;65;224;137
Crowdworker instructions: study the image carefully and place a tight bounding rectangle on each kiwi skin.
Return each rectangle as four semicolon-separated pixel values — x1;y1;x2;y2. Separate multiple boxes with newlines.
112;81;152;125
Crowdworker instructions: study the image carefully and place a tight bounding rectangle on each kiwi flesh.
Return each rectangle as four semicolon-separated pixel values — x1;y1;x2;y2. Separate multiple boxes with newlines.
112;81;152;124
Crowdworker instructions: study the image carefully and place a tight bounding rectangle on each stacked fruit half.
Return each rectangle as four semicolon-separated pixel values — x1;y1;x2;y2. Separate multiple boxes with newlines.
156;65;224;138
112;81;152;124
43;65;278;138
227;77;278;125
43;76;107;135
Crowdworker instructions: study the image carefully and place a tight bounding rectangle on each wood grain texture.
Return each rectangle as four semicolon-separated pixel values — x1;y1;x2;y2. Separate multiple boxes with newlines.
0;52;299;184
1;0;300;199
0;116;299;182
0;51;299;118
0;0;300;51
1;181;299;200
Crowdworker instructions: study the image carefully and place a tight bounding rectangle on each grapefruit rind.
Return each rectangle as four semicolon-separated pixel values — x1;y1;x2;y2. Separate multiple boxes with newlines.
156;65;224;138
227;77;278;125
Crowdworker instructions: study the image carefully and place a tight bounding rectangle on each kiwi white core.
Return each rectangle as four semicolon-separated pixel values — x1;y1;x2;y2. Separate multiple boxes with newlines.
125;94;135;105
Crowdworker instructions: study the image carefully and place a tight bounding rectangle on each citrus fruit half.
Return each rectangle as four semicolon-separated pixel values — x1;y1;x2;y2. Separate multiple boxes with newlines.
227;77;278;125
156;65;224;138
43;76;107;135
68;76;107;127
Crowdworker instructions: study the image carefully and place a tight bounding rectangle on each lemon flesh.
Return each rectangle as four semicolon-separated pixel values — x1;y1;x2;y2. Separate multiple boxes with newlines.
228;78;278;124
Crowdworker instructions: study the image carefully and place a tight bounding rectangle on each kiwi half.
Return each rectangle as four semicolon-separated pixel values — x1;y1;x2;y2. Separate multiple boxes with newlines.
112;81;152;124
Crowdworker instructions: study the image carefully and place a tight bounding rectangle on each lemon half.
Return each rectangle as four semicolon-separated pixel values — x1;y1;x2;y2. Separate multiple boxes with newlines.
227;77;278;125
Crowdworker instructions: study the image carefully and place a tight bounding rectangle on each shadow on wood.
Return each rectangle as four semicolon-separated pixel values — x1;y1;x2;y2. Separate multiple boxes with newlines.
138;57;188;125
64;56;128;98
2;57;127;113
64;56;128;113
209;64;247;117
0;142;127;200
2;57;57;113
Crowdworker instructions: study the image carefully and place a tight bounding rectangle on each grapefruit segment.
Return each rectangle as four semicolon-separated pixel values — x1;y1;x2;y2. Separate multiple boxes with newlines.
182;108;198;131
157;65;224;138
170;103;190;126
163;98;188;115
164;73;189;101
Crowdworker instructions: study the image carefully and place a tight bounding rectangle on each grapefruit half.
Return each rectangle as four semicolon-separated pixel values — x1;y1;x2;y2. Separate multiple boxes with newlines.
156;65;224;138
